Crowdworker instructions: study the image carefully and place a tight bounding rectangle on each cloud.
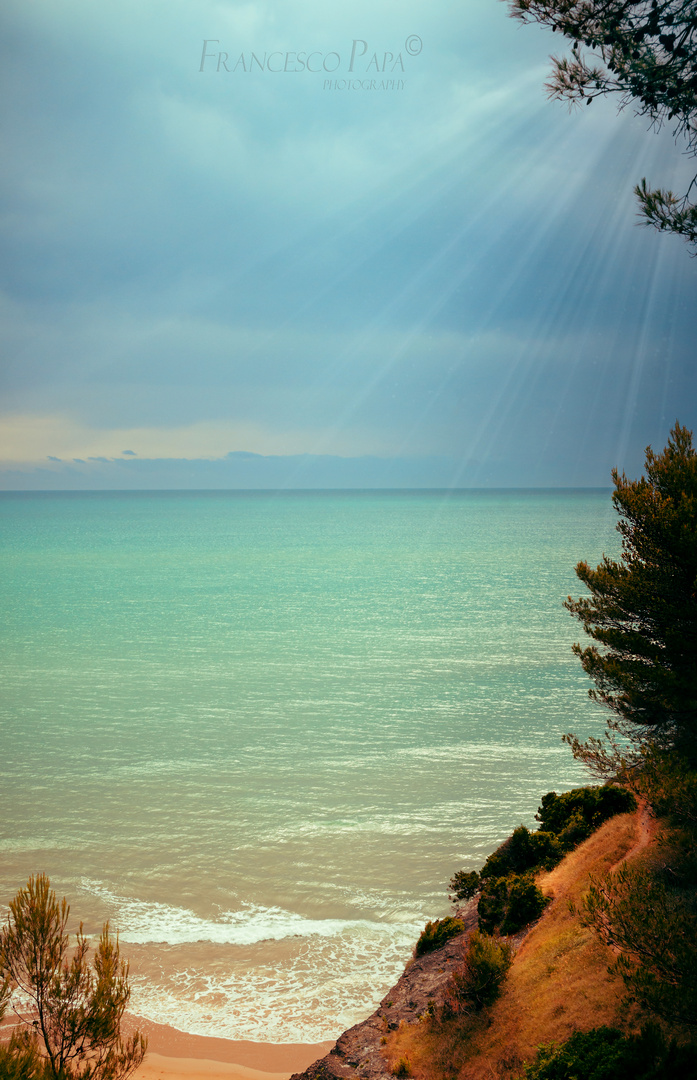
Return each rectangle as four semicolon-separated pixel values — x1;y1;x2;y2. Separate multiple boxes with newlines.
0;413;396;465
1;0;696;489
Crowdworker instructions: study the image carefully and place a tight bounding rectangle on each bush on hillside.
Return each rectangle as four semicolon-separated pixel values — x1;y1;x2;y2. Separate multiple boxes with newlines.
480;826;563;880
522;1024;697;1080
535;786;636;847
414;916;464;957
448;786;635;914
442;931;512;1017
449;869;480;903
478;874;548;936
581;862;697;1027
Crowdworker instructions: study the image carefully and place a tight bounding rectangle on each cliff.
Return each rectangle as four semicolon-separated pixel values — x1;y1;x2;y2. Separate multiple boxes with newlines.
289;899;479;1080
291;807;649;1080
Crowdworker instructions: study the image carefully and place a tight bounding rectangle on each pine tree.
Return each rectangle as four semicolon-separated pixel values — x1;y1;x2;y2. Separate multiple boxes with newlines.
0;875;147;1080
564;422;697;774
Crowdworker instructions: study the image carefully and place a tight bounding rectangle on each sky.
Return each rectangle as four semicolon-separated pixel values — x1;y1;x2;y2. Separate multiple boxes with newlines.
1;0;696;489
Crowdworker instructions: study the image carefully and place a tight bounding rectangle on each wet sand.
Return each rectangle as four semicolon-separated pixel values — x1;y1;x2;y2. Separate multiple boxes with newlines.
129;1016;333;1080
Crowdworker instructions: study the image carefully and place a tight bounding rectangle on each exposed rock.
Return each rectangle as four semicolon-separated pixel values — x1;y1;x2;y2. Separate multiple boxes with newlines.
290;900;479;1080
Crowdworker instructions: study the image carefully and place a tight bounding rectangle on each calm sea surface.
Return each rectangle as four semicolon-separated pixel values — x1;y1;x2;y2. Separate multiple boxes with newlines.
0;490;617;1042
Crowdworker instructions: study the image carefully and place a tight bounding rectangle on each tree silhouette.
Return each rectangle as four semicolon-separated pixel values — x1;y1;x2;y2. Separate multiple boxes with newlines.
508;0;697;244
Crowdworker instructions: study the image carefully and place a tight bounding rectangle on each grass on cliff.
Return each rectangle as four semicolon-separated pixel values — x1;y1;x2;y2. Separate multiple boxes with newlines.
384;809;643;1080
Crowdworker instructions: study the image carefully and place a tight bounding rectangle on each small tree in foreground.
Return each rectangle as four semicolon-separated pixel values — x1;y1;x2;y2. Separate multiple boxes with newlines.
0;875;147;1080
564;422;697;776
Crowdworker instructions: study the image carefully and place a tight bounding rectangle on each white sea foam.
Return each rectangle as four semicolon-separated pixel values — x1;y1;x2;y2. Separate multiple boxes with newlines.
78;880;423;947
79;881;425;1042
128;921;422;1043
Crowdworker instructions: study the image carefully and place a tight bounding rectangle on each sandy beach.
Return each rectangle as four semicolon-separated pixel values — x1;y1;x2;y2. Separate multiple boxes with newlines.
129;1016;333;1080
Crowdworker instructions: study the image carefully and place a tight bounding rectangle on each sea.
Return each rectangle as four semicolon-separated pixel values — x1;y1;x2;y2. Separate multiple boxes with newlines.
0;489;618;1044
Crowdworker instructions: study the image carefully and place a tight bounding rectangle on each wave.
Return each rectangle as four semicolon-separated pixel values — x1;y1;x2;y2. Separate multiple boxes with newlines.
78;880;424;946
127;916;423;1043
78;880;426;1041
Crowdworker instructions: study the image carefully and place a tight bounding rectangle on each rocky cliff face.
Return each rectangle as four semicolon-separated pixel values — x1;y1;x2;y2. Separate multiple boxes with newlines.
290;900;479;1080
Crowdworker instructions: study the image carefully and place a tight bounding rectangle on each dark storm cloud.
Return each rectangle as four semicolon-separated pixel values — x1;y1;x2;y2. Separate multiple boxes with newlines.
1;0;695;486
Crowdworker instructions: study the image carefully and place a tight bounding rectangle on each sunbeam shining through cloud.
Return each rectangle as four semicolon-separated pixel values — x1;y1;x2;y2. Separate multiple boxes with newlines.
0;0;695;489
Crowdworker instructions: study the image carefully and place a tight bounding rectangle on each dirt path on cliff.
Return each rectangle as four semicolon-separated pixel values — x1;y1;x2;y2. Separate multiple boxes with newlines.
608;798;654;873
531;800;656;936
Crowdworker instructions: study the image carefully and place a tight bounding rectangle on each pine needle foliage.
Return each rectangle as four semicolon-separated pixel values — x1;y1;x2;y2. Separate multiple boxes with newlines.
507;0;697;244
564;422;697;776
580;862;697;1027
0;1029;49;1080
0;875;147;1080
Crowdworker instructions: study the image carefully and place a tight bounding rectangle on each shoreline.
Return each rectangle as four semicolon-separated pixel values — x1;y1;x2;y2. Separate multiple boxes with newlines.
127;1015;333;1079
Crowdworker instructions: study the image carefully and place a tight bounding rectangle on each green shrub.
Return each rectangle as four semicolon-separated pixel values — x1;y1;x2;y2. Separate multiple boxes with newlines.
503;875;549;933
392;1058;412;1077
443;931;513;1015
480;826;563;881
527;830;565;868
478;874;548;935
554;809;592;849
448;786;634;921
414;916;464;957
535;786;636;847
449;869;480;902
476;876;508;935
522;1024;697;1080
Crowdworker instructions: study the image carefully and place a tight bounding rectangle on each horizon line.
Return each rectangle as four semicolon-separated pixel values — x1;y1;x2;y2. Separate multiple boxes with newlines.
0;485;614;495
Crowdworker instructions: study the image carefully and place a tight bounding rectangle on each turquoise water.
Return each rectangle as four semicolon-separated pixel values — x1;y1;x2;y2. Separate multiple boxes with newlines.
0;490;616;1041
